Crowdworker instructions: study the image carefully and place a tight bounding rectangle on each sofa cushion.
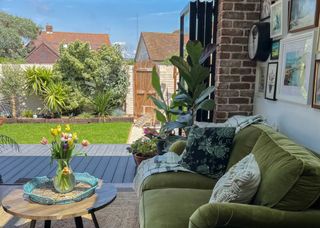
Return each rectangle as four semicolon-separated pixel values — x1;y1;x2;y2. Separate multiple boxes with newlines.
140;188;211;228
227;125;264;170
180;126;235;178
141;172;217;192
210;153;261;204
252;127;320;211
168;140;186;155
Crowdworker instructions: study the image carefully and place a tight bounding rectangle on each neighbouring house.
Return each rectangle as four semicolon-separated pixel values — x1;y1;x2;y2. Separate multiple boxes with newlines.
26;25;111;64
135;31;187;64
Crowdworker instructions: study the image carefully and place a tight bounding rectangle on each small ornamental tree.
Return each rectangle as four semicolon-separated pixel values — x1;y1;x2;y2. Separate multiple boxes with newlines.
0;64;26;117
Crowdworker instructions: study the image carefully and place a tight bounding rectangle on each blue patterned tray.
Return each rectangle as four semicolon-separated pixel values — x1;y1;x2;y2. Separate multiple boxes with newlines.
23;173;99;205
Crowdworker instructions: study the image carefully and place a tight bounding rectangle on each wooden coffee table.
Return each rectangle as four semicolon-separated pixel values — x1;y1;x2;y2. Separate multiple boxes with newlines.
1;182;117;228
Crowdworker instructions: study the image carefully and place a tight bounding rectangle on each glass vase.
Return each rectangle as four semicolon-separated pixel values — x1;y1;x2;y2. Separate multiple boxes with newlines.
53;159;76;193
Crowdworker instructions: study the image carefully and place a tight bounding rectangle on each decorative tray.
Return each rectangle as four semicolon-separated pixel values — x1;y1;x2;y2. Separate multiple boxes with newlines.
23;172;99;205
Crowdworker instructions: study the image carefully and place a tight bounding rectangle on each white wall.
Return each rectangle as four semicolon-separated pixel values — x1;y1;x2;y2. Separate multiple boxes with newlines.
254;94;320;153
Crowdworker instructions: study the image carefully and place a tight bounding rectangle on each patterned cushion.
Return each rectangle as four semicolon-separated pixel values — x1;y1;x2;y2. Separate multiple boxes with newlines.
209;153;261;204
180;126;236;178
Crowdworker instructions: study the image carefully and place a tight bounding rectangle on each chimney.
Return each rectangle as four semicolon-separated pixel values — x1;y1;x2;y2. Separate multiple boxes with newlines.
46;24;53;33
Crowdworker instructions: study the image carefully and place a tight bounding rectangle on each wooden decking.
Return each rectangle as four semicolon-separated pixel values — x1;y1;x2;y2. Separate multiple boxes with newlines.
0;144;136;184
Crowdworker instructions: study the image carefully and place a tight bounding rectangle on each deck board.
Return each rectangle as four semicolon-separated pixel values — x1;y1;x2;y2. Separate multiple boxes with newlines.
0;144;136;184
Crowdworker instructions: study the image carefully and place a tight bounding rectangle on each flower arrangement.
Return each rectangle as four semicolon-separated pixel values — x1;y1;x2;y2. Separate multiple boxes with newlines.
41;124;89;193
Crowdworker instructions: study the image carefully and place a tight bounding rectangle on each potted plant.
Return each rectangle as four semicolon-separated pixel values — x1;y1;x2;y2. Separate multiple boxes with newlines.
40;124;89;193
162;41;216;134
127;137;157;166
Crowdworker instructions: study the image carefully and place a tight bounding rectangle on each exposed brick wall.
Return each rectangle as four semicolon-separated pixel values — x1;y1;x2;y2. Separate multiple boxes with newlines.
214;0;260;122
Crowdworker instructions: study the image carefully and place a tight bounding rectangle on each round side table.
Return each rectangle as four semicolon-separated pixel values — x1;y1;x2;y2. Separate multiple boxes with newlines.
1;182;117;228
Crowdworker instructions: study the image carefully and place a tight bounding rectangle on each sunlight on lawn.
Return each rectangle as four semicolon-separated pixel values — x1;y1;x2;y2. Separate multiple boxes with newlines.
0;123;132;144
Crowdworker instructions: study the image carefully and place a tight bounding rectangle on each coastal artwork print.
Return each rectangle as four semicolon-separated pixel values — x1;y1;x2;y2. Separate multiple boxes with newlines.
271;40;280;60
256;63;267;96
260;0;271;20
289;0;318;32
278;31;315;104
265;63;278;100
270;1;283;38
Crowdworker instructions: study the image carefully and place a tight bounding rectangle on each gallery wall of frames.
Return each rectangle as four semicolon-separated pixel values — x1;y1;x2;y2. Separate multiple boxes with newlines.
256;0;320;109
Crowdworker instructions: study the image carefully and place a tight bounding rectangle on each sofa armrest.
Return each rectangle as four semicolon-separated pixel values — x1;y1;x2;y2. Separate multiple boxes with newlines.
189;203;320;228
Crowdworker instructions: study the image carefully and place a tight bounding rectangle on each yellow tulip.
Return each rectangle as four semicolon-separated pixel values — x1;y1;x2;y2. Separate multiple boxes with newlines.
67;138;74;147
50;128;58;137
72;133;78;140
56;125;62;133
65;124;71;132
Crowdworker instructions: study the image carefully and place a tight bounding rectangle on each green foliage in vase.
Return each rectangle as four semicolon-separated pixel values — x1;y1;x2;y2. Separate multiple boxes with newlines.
0;12;39;59
163;41;215;133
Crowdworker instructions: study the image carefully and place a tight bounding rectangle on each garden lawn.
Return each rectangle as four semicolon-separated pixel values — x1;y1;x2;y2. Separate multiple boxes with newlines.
0;122;132;144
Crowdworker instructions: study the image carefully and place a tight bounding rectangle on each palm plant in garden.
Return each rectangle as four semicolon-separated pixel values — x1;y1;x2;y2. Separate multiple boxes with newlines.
91;91;117;117
25;66;55;95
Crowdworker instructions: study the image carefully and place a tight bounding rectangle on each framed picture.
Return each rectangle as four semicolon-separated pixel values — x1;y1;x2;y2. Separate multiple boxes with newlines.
277;30;317;105
260;0;271;20
271;40;280;60
265;63;278;100
312;60;320;109
270;0;287;38
289;0;319;33
255;62;268;96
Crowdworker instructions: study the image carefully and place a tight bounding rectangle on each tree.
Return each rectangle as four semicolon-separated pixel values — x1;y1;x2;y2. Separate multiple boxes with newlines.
0;64;26;117
0;12;39;59
54;41;129;113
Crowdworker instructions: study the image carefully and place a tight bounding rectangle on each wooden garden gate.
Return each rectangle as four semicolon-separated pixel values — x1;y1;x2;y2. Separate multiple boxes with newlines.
133;61;156;118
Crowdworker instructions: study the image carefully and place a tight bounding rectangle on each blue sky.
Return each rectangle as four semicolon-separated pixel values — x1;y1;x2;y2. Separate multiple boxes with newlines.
0;0;188;57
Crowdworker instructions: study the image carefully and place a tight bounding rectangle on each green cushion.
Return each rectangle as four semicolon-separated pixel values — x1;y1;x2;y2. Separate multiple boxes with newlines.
227;125;264;170
141;172;217;192
180;126;236;178
252;127;320;211
168;140;186;155
140;188;211;228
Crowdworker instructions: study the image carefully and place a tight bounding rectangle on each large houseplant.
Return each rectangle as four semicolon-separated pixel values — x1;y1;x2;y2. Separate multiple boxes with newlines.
163;41;216;134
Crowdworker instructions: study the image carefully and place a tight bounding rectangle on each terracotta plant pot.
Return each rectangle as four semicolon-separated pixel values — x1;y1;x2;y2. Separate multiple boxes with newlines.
133;153;155;166
0;117;5;126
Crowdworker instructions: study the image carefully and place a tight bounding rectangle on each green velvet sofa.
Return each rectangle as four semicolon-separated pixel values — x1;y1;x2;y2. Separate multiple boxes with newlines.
139;124;320;228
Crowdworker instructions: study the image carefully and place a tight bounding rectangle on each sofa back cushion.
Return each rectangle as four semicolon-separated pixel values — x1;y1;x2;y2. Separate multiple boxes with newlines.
252;127;320;211
226;125;264;170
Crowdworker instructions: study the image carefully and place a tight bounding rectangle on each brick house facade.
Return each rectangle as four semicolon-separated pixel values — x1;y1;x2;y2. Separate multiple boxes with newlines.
26;25;111;64
214;0;260;122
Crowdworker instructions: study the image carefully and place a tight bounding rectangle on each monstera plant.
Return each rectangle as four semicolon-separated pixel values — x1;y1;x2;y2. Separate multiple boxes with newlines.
163;40;216;134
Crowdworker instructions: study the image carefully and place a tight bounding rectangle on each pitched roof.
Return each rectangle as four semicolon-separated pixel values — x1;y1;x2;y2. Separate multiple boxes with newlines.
140;32;188;62
30;30;111;55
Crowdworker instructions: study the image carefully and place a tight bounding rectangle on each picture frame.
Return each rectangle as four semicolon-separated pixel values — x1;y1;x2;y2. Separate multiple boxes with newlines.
271;40;280;60
260;0;271;20
277;30;317;105
289;0;319;33
312;60;320;109
270;0;287;38
255;62;268;96
265;62;278;100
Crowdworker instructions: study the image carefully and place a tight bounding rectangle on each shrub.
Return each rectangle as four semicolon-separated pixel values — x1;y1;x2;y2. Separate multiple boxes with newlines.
25;66;55;95
91;91;117;117
21;109;33;118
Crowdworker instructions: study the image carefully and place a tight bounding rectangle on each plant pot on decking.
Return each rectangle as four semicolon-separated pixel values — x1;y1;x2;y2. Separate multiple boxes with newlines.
133;153;155;166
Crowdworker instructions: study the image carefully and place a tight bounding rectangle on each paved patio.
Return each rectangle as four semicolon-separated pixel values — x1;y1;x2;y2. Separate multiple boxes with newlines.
0;144;136;184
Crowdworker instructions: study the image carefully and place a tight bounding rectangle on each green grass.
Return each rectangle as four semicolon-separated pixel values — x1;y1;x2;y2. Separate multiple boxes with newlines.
0;123;132;144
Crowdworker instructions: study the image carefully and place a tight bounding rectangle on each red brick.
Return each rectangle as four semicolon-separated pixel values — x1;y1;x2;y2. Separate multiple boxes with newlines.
221;28;243;36
239;104;254;111
231;68;252;74
241;75;256;82
229;83;251;89
217;105;239;112
235;3;256;11
229;97;250;104
222;11;245;20
216;90;240;97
